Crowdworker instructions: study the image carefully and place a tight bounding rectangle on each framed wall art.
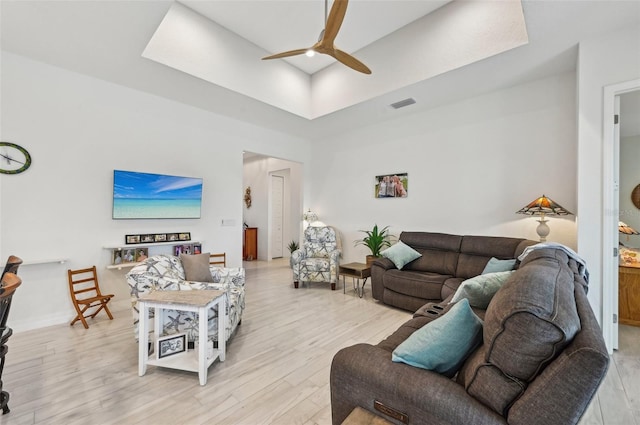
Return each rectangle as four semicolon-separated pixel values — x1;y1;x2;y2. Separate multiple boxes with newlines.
375;173;408;198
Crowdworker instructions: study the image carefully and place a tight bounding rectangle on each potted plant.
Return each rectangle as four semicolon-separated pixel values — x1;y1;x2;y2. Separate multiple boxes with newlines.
354;224;391;266
287;240;300;268
287;240;299;254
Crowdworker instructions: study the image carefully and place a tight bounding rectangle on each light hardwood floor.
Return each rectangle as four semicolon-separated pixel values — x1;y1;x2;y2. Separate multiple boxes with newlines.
2;259;639;425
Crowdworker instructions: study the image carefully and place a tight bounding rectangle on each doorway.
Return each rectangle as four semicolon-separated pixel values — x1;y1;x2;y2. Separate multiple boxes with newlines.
602;79;640;352
242;152;303;262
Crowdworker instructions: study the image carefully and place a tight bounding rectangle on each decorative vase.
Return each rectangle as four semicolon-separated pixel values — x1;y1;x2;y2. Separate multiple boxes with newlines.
366;255;379;266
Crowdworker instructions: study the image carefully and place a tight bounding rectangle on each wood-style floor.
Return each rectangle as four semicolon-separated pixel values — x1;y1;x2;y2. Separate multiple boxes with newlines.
1;259;639;425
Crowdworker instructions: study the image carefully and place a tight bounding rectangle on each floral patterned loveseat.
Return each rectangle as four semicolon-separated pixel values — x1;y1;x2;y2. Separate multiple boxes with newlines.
126;255;245;343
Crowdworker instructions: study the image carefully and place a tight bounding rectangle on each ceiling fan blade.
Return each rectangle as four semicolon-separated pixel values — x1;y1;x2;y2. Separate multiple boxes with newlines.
333;49;371;74
262;48;309;60
322;0;348;45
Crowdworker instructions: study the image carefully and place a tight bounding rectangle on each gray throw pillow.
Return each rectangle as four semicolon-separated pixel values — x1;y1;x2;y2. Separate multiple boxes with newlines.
180;252;214;282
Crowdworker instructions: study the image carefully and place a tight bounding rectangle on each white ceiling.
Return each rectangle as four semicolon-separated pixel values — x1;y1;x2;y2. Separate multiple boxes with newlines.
142;0;528;119
1;1;639;141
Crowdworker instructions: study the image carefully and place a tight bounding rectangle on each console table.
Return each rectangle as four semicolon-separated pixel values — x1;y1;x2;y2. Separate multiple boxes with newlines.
138;289;226;385
619;265;640;327
243;227;257;261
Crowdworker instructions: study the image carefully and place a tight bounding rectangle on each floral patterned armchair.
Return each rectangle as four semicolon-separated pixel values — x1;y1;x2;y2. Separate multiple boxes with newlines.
291;226;341;289
125;255;245;343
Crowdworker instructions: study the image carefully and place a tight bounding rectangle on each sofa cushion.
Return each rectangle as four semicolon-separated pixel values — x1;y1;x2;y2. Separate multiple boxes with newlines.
384;270;449;300
392;299;483;377
381;241;422;270
399;232;461;275
459;248;581;415
455;236;531;279
450;271;514;309
482;257;517;274
180;253;214;282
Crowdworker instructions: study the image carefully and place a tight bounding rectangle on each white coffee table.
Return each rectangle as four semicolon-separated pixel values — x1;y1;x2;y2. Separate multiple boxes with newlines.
138;289;226;385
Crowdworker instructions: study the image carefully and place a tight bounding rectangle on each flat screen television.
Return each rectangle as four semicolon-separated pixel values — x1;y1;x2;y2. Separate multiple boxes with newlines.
112;170;203;219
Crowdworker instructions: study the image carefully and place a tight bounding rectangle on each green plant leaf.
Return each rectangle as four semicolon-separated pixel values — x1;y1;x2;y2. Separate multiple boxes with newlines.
354;224;391;257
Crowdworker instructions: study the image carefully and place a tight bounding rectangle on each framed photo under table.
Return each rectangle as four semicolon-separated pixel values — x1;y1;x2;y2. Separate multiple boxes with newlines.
137;289;226;386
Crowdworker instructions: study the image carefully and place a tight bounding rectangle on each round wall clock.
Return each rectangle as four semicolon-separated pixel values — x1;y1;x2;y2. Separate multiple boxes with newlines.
0;142;31;174
632;184;640;210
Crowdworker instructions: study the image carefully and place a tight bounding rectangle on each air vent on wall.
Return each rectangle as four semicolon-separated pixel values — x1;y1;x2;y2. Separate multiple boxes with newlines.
390;98;416;109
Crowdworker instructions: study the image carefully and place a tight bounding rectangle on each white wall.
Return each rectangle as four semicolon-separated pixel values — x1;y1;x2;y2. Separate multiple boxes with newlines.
620;135;640;248
576;24;640;328
0;52;311;331
312;72;578;263
243;156;303;260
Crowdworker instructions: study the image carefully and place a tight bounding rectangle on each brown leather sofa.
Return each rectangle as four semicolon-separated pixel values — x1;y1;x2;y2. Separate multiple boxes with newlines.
331;247;609;425
371;232;535;312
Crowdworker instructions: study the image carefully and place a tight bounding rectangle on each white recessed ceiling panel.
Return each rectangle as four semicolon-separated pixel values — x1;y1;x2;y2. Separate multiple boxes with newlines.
182;0;451;75
143;0;528;119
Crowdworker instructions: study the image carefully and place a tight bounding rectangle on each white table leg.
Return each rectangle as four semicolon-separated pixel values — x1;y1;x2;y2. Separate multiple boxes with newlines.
198;305;207;385
218;296;226;362
138;301;148;377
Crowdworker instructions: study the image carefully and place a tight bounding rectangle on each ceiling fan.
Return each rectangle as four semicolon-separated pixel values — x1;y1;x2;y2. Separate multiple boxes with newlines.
262;0;372;74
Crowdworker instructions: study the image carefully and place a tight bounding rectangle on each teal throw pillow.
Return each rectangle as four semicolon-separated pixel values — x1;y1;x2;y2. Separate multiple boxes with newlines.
381;241;422;270
450;271;514;309
392;299;483;377
482;257;517;274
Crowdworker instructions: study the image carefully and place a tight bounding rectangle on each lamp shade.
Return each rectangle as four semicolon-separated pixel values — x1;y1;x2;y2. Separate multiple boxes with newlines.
303;209;318;223
619;221;639;235
516;195;573;216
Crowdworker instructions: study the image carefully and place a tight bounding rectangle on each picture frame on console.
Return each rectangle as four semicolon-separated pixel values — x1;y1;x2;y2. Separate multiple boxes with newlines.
112;250;123;265
122;249;135;263
135;248;149;262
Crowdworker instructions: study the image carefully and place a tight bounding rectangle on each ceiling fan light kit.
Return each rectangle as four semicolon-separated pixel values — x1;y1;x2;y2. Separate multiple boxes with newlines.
262;0;371;75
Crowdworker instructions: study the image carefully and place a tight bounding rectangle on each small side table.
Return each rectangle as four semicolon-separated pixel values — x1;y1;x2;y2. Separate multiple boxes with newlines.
339;262;371;298
138;289;226;386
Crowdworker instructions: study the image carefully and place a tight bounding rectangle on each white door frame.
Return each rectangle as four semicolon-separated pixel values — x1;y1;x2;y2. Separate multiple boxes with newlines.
602;78;640;353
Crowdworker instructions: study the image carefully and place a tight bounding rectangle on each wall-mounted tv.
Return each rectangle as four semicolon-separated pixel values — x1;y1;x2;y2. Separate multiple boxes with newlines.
113;170;203;219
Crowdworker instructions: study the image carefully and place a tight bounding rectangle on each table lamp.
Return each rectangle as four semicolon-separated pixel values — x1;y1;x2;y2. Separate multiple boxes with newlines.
516;194;573;241
303;209;318;223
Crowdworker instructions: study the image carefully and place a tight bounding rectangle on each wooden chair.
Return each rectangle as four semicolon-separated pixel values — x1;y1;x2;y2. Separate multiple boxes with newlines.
209;253;226;267
1;272;22;415
67;266;114;329
1;256;22;279
0;256;22;330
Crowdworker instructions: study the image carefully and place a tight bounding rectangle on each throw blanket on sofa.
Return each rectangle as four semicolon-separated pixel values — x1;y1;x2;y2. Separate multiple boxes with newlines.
519;242;589;283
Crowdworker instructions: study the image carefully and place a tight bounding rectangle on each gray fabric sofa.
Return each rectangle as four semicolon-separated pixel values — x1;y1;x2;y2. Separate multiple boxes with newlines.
371;232;535;312
330;247;609;425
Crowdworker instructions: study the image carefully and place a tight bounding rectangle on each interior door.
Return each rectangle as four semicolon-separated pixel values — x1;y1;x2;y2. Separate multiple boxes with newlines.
271;175;284;258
